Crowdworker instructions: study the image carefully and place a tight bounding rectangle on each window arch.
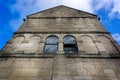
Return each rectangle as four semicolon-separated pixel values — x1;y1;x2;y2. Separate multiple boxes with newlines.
80;35;98;54
30;36;41;43
63;35;78;53
44;36;58;53
23;36;41;53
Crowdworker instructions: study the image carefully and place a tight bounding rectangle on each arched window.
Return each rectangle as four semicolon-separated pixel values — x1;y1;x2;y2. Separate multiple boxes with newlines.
63;35;78;54
44;36;58;53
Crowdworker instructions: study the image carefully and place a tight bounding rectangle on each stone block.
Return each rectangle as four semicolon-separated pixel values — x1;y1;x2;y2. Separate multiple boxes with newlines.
102;62;116;69
53;70;68;75
104;69;114;74
52;75;68;80
73;76;92;80
92;76;109;80
38;77;51;80
9;76;37;80
69;69;79;76
11;69;39;77
104;69;119;80
0;69;12;79
38;69;52;78
99;51;107;54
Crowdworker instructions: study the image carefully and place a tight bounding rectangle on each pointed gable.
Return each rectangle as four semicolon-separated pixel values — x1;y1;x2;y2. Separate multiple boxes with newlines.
17;5;106;33
27;5;97;18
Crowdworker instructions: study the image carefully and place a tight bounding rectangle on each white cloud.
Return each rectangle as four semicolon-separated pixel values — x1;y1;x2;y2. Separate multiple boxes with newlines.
35;0;60;9
10;0;120;19
110;0;120;18
61;0;94;13
93;0;113;11
92;0;120;18
11;0;94;15
10;0;38;18
112;33;120;44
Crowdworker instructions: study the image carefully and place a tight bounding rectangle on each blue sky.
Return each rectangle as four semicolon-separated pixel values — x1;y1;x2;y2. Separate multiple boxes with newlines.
0;0;120;50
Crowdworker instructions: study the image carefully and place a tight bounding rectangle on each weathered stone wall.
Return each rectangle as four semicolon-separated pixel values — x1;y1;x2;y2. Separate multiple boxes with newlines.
0;57;120;80
18;18;106;32
1;33;120;55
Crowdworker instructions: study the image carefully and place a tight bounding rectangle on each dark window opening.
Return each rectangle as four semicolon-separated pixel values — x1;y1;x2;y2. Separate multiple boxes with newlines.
63;35;78;54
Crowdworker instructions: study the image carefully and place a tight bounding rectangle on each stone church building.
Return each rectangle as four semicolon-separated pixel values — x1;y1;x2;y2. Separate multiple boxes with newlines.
0;5;120;80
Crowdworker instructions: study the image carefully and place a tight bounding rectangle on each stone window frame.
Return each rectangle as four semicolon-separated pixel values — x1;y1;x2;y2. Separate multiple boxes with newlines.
43;35;59;54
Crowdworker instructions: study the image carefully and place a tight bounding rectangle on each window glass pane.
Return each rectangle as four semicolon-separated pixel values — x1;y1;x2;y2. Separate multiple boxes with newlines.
64;36;75;44
44;45;58;53
46;36;58;44
64;47;78;53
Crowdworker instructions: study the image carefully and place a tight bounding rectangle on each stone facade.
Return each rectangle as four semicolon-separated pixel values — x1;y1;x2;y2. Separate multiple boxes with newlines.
0;57;120;80
0;5;120;80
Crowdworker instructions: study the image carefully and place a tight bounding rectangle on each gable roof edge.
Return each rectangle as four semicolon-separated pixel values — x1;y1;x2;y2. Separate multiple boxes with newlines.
27;5;97;18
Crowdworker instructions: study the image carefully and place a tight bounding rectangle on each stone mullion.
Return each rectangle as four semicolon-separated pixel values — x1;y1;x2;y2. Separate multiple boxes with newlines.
58;34;64;54
58;41;64;54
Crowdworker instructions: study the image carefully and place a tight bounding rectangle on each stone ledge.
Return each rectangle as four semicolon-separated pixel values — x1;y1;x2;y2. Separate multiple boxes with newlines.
65;54;120;58
0;53;120;58
0;53;55;58
0;53;120;59
14;31;110;34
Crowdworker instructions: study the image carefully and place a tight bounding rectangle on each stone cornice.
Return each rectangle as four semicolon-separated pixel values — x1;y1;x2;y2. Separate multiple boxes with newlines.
0;53;120;58
14;31;110;34
27;17;97;19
